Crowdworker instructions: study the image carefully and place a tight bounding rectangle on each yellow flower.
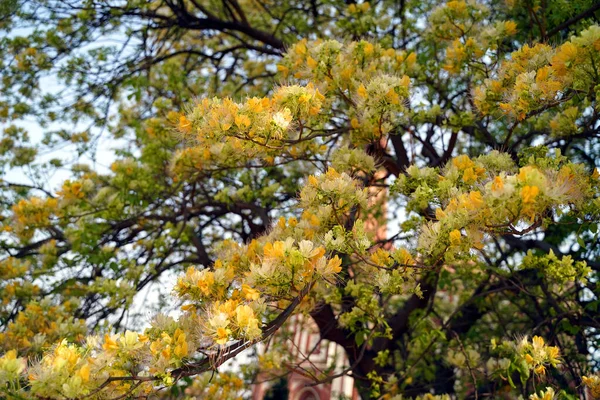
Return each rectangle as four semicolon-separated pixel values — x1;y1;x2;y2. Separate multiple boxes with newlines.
462;167;477;183
294;41;307;56
179;115;192;133
264;241;285;259
449;229;462;246
102;334;119;352
161;346;171;360
435;208;446;220
217;300;239;317
504;21;517;35
241;284;260;301
174;333;188;358
447;0;467;13
529;387;556;400
524;353;534;365
499;103;513;114
272;109;292;130
277;64;289;76
247;97;270;113
468;191;485;209
385;88;400;105
405;52;417;66
395;248;415;266
534;364;546;375
235;305;256;328
452;155;474;170
521;185;539;204
491;176;504;193
215;327;231;345
0;350;26;377
326;255;343;273
234;114;251;130
582;376;600;398
532;335;544;348
235;305;262;339
357;84;368;98
546;346;560;362
551;42;578;76
197;271;215;296
78;363;91;382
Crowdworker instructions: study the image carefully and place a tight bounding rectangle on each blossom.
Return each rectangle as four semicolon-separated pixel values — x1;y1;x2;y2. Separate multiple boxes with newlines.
272;109;292;129
521;185;539;204
449;230;462;246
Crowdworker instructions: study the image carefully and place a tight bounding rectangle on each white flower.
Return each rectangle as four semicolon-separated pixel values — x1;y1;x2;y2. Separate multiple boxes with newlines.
208;312;230;329
119;330;141;350
283;237;295;251
298;240;317;258
85;336;99;349
272;109;292;129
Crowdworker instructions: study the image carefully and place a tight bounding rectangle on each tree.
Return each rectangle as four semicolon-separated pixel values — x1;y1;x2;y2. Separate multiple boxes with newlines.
1;0;600;399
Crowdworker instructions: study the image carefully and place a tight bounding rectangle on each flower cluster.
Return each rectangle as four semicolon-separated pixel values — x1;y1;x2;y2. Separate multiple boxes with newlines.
278;39;416;144
474;25;600;122
583;375;600;399
11;197;58;240
515;336;561;376
183;371;245;399
172;84;328;176
0;299;86;356
429;1;517;74
393;150;596;262
0;148;383;398
530;387;556;400
486;335;561;386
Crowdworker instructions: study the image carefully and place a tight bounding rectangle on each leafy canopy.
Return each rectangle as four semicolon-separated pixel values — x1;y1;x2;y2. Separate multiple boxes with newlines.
1;0;600;399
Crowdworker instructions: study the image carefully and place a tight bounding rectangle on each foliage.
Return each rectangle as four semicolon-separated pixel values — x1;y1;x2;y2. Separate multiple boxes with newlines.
1;0;600;399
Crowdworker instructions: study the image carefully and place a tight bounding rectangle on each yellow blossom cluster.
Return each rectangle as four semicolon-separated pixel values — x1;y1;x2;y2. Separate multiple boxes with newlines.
56;179;94;203
0;300;86;356
474;25;600;121
394;151;596;262
0;161;370;399
429;1;518;74
184;86;321;142
482;335;563;391
183;371;244;400
516;336;561;376
28;340;96;398
429;1;489;41
278;39;416;143
347;2;370;15
278;39;416;83
11;197;58;240
147;329;189;372
582;375;600;399
10;322;193;398
171;38;418;182
0;257;28;281
172;84;328;176
173;164;374;348
530;387;556;400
